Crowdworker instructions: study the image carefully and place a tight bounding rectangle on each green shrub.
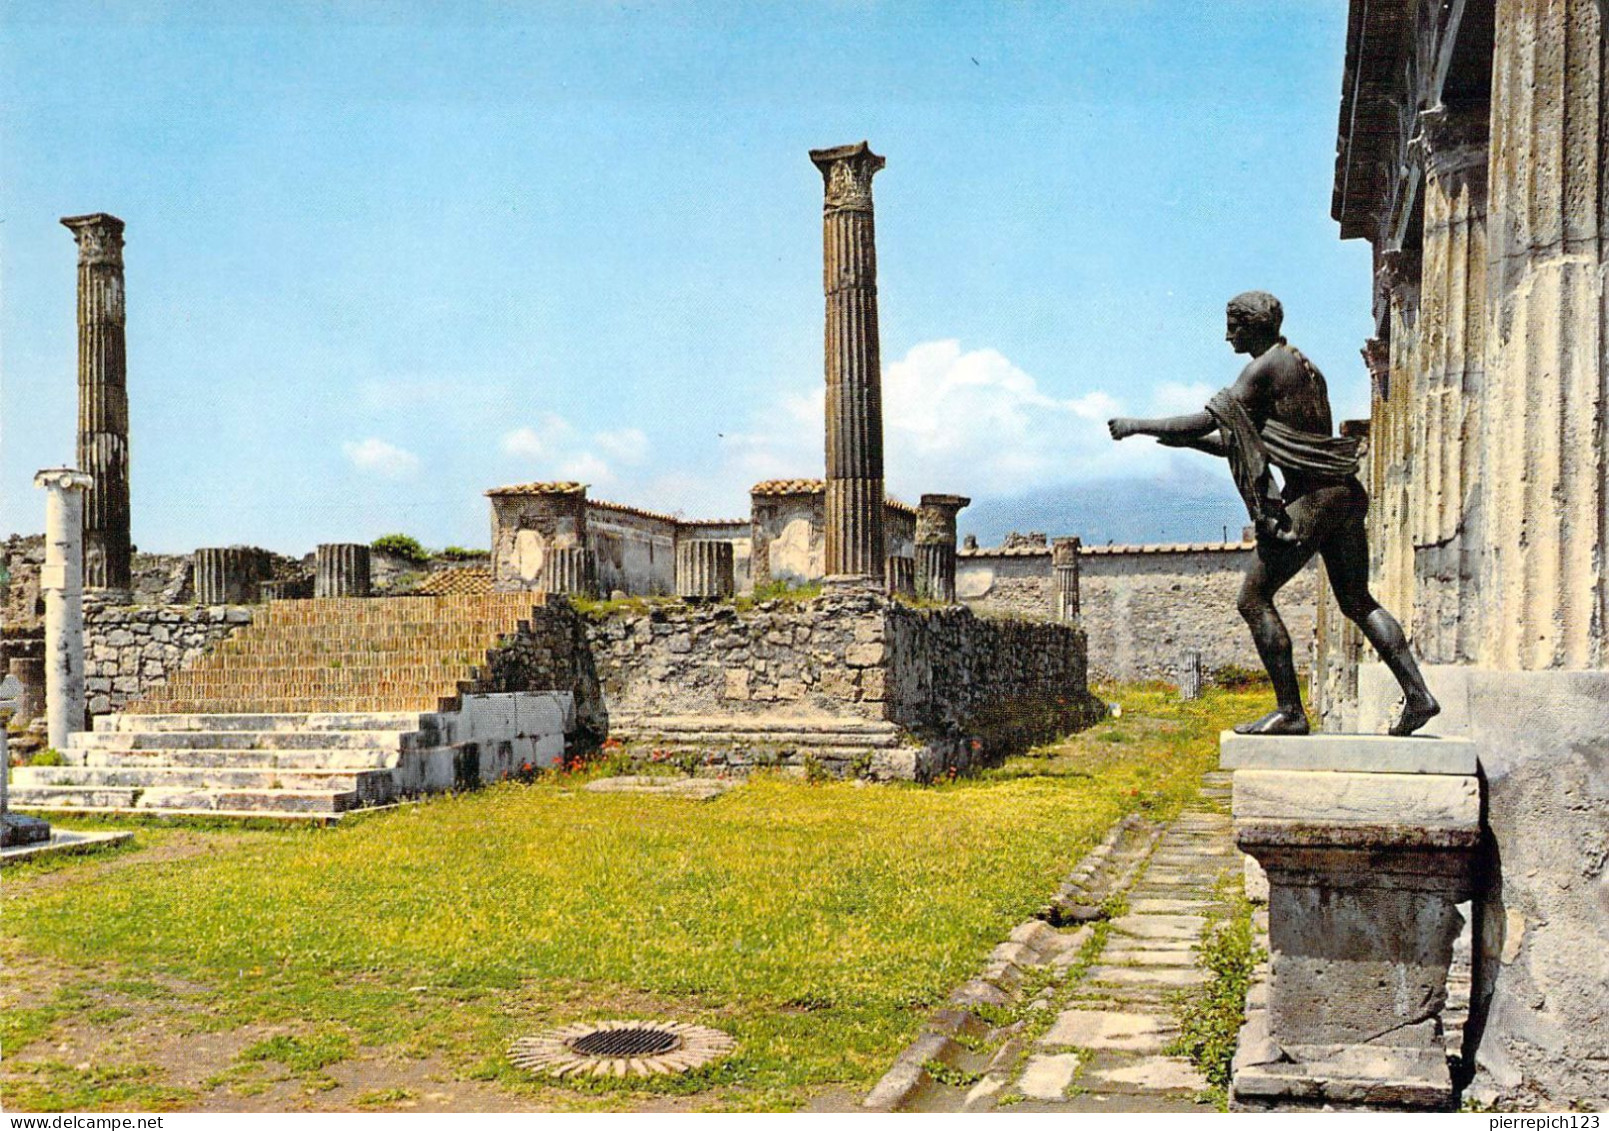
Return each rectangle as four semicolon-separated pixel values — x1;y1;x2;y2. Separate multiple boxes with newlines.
439;546;487;561
30;748;65;767
370;534;430;564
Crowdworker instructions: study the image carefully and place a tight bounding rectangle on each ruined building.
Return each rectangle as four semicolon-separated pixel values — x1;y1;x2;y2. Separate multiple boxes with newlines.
1314;0;1607;1106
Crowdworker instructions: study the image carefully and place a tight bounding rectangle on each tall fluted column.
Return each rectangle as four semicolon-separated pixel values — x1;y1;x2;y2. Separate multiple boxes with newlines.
810;142;887;584
1413;104;1490;664
915;493;969;603
1052;537;1082;628
1369;249;1424;628
34;469;94;750
61;214;130;592
1481;0;1607;669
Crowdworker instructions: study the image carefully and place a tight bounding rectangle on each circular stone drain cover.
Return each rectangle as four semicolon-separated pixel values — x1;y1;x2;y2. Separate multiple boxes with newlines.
509;1020;736;1078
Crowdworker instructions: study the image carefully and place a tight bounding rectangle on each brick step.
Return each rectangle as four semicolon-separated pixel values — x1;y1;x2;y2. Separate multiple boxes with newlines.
155;676;470;697
7;783;373;814
93;712;426;734
125;697;450;714
70;729;411;752
74;748;396;771
14;764;395;794
258;595;541;619
235;620;524;639
160;665;478;683
207;649;492;669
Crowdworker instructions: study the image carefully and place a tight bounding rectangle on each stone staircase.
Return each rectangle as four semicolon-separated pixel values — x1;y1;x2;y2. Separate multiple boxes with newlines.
8;594;551;818
608;713;922;778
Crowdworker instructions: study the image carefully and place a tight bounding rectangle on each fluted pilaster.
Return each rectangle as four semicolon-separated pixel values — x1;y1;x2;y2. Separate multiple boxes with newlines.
315;543;372;599
542;546;597;598
1481;0;1607;668
1413;104;1491;663
885;555;915;598
811;141;887;581
676;540;735;600
62;213;130;591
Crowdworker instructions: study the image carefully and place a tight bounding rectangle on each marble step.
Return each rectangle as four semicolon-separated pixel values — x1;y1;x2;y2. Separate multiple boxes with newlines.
14;764;395;795
71;747;396;770
70;729;411;752
8;783;374;814
93;712;425;734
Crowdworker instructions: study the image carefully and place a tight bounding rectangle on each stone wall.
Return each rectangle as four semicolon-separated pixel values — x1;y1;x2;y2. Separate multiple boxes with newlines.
83;599;255;717
956;541;1319;684
463;601;607;752
583;591;1100;756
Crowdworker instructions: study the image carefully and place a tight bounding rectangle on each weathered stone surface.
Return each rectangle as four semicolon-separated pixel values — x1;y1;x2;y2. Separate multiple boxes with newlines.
1220;732;1477;775
1086;1056;1205;1093
34;469;94;748
1018;1053;1081;1101
314;543;371;599
1231;770;1479;828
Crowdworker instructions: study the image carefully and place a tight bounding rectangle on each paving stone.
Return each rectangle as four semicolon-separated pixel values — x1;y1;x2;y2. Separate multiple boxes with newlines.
1128;898;1211;914
1100;948;1197;967
1040;1009;1177;1052
1018;1053;1082;1101
1110;915;1205;939
1085;1055;1207;1094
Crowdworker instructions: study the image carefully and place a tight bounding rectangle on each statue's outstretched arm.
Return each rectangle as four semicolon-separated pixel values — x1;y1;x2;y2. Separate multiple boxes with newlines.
1159;430;1228;457
1108;410;1216;442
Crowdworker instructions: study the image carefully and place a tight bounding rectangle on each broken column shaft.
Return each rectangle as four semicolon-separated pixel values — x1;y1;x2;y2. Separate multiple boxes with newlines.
915;494;970;603
811;142;887;584
315;543;371;598
1053;537;1082;627
61;213;131;592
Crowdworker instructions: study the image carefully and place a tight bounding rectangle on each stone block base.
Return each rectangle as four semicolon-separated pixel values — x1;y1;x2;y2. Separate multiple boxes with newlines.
1;811;52;848
1231;1011;1454;1111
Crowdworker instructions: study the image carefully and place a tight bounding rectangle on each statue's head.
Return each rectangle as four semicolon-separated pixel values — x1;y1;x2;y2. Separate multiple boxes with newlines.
1225;291;1283;354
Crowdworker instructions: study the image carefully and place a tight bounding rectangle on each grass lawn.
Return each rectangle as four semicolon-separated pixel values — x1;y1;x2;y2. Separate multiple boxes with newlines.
1;683;1268;1112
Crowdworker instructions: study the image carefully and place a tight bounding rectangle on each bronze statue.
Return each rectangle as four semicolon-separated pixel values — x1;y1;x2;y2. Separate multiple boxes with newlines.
1108;291;1439;736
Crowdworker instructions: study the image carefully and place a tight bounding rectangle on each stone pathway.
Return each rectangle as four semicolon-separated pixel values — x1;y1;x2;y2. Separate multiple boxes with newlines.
874;772;1243;1113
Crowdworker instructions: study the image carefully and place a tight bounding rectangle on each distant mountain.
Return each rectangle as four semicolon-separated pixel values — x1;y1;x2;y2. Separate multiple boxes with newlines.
960;475;1249;548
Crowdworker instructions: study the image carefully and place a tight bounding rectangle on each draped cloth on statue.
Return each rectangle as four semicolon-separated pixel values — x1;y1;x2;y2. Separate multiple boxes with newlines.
1205;387;1362;543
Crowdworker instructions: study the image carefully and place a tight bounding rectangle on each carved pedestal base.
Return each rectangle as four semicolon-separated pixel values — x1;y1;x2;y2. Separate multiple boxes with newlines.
1222;733;1481;1112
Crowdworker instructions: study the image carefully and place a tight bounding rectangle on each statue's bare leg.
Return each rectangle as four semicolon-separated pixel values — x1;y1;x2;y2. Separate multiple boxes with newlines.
1320;522;1440;735
1234;539;1317;735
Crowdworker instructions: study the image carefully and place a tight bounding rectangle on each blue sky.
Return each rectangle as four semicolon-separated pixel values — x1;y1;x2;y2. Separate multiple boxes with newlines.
1;2;1373;554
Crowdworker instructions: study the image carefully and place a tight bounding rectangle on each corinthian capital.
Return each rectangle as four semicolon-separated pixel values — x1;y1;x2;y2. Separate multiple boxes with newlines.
60;213;125;267
809;141;885;213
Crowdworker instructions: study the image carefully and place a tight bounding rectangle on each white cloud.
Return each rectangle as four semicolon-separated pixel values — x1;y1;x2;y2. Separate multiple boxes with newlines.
593;427;649;466
1151;380;1216;415
500;413;575;459
341;437;420;479
558;452;613;484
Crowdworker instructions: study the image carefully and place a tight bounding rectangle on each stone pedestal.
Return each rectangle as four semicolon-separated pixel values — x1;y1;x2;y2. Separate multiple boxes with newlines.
811;141;887;583
314;543;371;598
676;540;735;601
33;469;94;752
1;673;51;849
1223;732;1481;1111
5;657;45;728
